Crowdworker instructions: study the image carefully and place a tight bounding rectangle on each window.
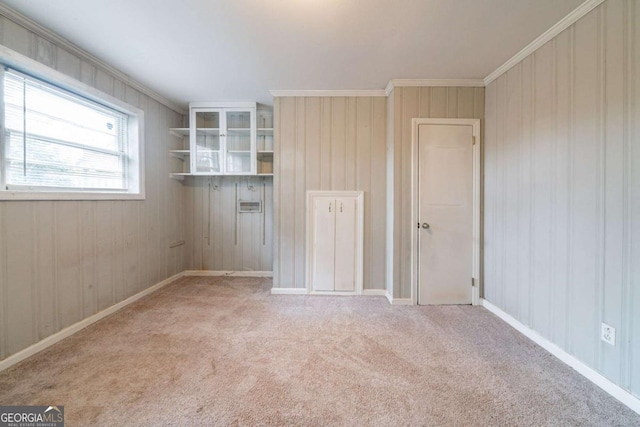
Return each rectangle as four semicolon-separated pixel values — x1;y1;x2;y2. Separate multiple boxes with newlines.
0;67;143;199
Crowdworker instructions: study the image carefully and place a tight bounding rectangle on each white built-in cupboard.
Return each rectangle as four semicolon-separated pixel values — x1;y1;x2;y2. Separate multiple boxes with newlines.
307;191;364;294
169;102;274;179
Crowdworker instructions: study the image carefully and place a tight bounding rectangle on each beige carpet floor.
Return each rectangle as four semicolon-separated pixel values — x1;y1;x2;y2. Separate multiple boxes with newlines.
0;276;639;426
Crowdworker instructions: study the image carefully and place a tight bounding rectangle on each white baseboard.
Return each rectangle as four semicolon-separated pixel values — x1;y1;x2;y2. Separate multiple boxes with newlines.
385;292;414;305
183;270;273;278
0;271;185;372
270;288;308;295
362;289;387;296
482;299;640;415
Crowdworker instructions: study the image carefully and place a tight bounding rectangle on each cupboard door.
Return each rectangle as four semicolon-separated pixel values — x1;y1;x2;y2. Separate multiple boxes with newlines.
334;197;357;291
311;197;335;291
224;109;254;174
191;109;222;174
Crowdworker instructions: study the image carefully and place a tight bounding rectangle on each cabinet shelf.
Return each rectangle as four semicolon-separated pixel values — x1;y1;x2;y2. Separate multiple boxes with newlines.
196;128;220;136
169;150;190;159
169;128;189;138
169;172;190;181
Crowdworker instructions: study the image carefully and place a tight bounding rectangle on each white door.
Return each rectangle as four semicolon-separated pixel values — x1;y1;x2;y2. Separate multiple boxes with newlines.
418;124;473;305
334;197;356;292
311;197;335;291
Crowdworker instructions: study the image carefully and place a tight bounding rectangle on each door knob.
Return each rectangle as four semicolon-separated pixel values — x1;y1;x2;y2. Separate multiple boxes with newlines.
421;223;430;230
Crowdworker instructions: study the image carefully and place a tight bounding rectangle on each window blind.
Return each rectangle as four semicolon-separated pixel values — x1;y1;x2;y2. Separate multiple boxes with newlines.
3;69;129;191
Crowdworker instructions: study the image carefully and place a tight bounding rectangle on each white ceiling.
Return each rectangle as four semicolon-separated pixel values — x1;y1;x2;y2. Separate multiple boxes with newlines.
1;0;584;107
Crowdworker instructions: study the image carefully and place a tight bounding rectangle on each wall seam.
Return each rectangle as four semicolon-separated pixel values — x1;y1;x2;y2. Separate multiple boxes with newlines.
278;99;283;285
329;99;333;191
621;0;634;390
596;3;607;373
52;204;59;333
293;99;298;286
346;98;349;191
501;76;508;310
79;203;85;319
400;88;405;298
529;54;536;328
1;204;6;357
31;204;37;344
92;202;98;314
566;25;576;355
369;98;374;289
550;38;558;343
516;66;522;321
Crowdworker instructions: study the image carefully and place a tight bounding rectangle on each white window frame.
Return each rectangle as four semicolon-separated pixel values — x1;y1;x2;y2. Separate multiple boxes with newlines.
0;46;145;200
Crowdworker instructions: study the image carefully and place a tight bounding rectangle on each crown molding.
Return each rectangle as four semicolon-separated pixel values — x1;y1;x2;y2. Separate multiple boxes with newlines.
0;3;186;114
483;0;605;86
385;79;485;96
269;89;386;98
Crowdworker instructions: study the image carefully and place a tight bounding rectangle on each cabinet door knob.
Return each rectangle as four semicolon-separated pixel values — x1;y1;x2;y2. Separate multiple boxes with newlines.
421;222;430;230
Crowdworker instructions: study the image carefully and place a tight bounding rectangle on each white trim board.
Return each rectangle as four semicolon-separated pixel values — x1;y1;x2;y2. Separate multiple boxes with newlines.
0;271;185;372
270;288;308;295
483;0;605;85
269;90;386;98
482;299;640;416
385;79;484;96
0;3;186;114
270;288;386;296
183;270;273;278
270;81;483;99
385;293;413;306
362;289;387;296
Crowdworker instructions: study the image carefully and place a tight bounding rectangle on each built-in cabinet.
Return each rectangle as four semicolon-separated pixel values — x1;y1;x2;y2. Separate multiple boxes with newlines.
169;102;273;179
307;191;364;294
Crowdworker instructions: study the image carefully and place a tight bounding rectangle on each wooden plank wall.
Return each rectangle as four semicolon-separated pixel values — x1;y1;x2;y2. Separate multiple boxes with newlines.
387;87;485;298
0;15;185;360
183;176;273;272
484;0;640;398
273;97;387;290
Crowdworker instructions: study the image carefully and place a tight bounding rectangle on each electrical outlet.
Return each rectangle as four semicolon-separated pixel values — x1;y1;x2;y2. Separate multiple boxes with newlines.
601;323;616;346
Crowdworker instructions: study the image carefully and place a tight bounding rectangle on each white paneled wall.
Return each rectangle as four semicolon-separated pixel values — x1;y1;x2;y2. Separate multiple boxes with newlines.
484;0;640;398
183;176;273;272
273;97;387;290
0;15;185;360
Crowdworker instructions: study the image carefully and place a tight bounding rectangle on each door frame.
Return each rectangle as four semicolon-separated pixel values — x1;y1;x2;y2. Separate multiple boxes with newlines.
411;118;481;306
306;190;364;295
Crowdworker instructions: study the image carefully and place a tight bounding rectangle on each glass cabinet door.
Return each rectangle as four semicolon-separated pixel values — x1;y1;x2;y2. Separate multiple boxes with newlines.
192;110;221;173
224;109;253;174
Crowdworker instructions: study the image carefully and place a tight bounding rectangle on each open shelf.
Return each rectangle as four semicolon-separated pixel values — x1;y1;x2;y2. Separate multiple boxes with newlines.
169;172;191;181
169;150;190;159
169;128;189;138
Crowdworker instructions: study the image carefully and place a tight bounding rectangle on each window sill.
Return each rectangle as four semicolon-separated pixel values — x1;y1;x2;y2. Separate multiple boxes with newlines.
0;191;146;201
